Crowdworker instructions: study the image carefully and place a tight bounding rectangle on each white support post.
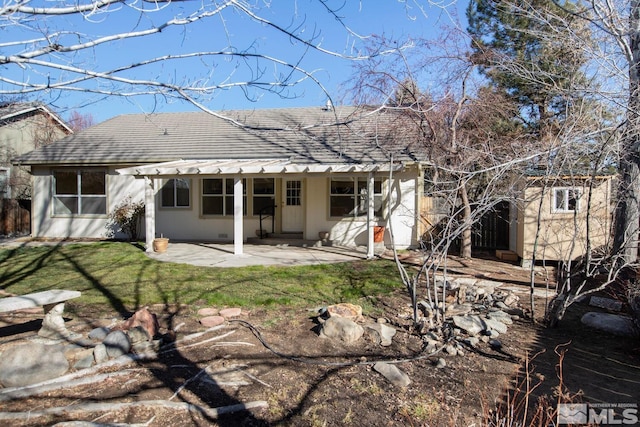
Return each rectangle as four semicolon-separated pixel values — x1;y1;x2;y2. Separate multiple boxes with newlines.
234;177;244;255
367;172;375;259
144;177;156;253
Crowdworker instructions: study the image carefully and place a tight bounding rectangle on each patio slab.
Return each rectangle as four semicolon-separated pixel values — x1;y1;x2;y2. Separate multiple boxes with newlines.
146;242;371;267
0;238;374;268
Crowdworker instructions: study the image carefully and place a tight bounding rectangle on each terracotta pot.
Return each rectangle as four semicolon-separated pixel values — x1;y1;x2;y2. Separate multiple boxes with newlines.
153;237;169;253
373;226;385;243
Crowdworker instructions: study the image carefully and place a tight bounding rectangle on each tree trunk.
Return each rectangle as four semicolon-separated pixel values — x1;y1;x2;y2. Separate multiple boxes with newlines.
614;0;640;266
459;180;472;259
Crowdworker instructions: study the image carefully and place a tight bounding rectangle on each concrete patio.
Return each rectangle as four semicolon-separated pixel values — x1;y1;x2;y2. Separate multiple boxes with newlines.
146;241;374;268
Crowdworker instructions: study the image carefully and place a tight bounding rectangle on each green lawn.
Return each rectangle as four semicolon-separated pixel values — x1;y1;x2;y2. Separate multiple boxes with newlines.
0;242;402;316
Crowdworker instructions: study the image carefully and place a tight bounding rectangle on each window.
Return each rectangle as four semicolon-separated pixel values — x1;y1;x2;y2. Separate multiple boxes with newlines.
202;178;246;216
253;178;275;216
53;170;106;215
553;188;581;213
330;177;383;217
161;178;190;208
286;180;301;206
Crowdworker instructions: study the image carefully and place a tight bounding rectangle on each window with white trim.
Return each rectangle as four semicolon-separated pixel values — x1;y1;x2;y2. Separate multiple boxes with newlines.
552;187;581;213
161;178;191;208
202;178;246;216
330;177;383;217
53;169;106;215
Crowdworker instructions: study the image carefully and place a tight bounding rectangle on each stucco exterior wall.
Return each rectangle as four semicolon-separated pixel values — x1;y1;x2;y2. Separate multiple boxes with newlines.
154;170;418;248
30;166;419;249
516;177;612;262
30;166;144;239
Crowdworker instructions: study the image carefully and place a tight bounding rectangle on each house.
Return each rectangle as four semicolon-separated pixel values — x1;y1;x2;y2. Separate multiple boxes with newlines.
0;102;72;199
12;106;429;257
11;104;615;264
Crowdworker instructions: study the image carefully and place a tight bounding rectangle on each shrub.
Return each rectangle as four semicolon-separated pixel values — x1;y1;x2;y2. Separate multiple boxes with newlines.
106;196;145;241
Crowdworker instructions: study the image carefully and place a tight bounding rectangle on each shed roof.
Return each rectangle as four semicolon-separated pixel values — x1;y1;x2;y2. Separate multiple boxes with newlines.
13;106;426;167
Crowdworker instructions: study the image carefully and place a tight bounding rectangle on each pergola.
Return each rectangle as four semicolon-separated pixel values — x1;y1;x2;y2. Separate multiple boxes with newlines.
117;158;404;259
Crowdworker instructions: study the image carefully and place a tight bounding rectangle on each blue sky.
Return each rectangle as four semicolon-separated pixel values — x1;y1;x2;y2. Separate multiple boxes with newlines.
2;1;468;124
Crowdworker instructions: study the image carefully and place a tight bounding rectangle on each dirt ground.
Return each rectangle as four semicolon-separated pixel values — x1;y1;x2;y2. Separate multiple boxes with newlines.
0;255;639;426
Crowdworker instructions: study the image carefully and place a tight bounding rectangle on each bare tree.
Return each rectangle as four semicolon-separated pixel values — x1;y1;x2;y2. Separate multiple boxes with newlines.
67;111;95;132
348;29;536;326
465;0;637;324
0;0;424;117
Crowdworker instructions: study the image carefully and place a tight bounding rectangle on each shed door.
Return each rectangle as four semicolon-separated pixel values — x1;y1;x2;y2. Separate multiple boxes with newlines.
282;179;303;232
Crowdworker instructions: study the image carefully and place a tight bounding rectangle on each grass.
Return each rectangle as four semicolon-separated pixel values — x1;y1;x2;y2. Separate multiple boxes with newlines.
0;242;402;316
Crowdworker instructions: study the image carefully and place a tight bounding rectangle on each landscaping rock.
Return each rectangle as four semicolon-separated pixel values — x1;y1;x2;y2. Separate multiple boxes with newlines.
484;317;508;334
452;315;486;336
489;339;503;349
445;344;458;355
580;312;639;337
93;343;108;364
326;303;363;321
127;325;151;344
219;307;242;318
0;342;69;387
117;308;159;340
445;303;473;316
494;301;509;310
197;307;218;316
132;340;161;358
200;315;225;327
487;310;514;325
73;349;96;370
88;327;110;341
373;362;411;387
453;277;477;287
103;330;131;358
589;296;623;312
365;322;397;346
319;316;364;343
503;293;519;307
435;358;446;369
463;337;480;348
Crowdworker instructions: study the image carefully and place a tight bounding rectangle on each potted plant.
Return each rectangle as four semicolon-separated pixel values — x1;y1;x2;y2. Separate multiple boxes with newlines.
153;234;169;253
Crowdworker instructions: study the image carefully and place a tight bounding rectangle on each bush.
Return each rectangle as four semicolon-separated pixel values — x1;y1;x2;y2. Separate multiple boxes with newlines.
106;196;145;241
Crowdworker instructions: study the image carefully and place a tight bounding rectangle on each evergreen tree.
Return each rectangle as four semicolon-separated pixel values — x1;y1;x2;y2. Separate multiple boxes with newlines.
467;0;591;142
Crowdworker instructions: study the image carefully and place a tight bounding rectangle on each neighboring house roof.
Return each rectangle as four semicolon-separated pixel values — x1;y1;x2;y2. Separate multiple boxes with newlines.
0;102;73;134
12;106;427;167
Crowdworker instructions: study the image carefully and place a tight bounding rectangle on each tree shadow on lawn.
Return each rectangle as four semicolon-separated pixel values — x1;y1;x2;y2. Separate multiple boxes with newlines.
0;244;269;425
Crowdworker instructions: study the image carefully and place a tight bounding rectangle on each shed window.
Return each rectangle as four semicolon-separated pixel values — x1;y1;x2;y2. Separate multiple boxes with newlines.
552;188;581;213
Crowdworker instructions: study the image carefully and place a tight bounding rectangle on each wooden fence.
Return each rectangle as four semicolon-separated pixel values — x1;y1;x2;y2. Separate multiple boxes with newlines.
0;199;31;237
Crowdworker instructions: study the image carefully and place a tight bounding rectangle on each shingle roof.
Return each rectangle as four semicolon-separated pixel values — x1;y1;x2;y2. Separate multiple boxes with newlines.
1;102;72;133
12;106;425;166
